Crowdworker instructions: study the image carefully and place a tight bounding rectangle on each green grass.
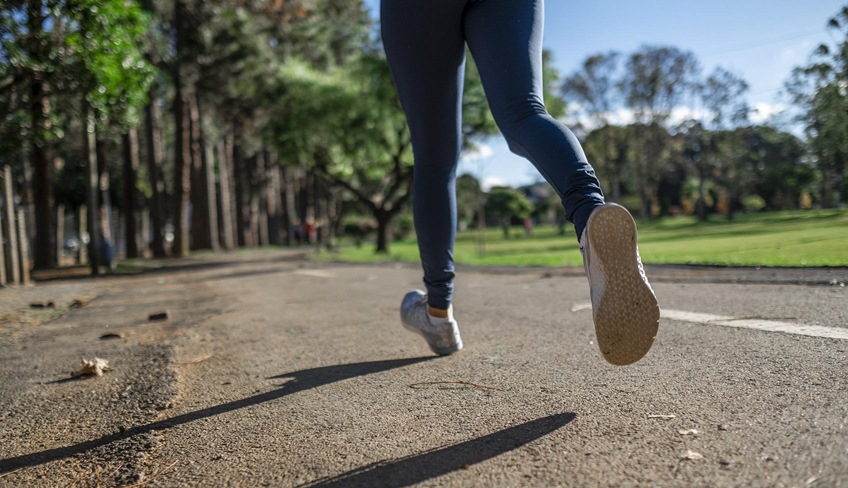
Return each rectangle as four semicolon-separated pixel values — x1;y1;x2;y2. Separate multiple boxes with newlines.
316;209;848;268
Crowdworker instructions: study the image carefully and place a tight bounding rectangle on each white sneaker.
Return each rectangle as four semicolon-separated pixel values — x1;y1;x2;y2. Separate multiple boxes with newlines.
400;290;463;355
581;203;660;365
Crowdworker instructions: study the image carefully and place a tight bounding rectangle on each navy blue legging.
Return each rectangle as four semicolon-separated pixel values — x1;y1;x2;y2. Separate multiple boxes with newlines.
381;0;605;310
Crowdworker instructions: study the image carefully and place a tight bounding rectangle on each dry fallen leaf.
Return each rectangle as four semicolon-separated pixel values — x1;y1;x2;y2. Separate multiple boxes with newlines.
77;357;112;377
680;450;703;461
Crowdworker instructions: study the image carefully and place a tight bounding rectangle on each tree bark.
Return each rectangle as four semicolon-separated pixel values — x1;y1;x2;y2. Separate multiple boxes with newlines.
216;138;236;251
3;165;20;283
189;91;211;250
266;154;282;245
122;129;140;258
375;210;392;254
30;77;53;269
232;139;246;247
144;96;167;257
28;0;54;270
282;166;297;246
84;112;100;275
255;150;268;246
205;137;220;252
172;87;192;257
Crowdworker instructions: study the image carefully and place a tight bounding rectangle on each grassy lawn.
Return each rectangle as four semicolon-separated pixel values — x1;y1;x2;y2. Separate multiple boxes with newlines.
317;209;848;268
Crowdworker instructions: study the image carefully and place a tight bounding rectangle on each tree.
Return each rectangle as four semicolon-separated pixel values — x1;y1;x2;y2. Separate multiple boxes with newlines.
455;173;484;231
484;187;533;239
562;52;622;200
698;67;750;219
621;46;700;219
272;45;499;253
1;0;154;269
785;6;848;207
741;126;813;210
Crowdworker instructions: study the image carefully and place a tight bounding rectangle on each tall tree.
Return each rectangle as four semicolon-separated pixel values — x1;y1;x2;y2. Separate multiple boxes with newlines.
563;52;622;200
697;67;750;219
1;0;153;269
621;45;700;218
785;5;848;207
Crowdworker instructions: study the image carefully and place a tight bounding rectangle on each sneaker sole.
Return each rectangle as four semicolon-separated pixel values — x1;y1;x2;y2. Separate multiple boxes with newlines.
586;204;660;365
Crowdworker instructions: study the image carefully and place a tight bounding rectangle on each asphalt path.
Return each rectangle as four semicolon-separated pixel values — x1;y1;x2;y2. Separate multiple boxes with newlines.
1;250;846;487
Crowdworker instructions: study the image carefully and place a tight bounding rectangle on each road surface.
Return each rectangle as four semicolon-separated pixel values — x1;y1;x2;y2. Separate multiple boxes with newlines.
1;250;846;487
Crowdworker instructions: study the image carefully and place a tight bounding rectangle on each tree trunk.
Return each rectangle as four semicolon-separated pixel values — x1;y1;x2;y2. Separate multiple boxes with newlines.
375;210;392;254
122;129;140;258
144;96;167;258
84;112;101;275
205;138;220;252
96;137;116;270
2;165;20;283
30;76;53;269
266;155;282;245
255;150;269;246
233;139;246;247
27;0;53;270
282;166;297;245
189;92;211;250
216;139;236;251
55;203;65;265
172;87;192;257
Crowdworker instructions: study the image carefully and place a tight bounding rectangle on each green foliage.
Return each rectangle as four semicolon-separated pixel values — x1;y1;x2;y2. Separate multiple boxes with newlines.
485;187;534;223
785;5;848;207
742;194;766;212
64;0;156;125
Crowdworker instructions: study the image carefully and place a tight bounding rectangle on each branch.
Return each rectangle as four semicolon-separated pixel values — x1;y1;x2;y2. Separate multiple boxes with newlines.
313;156;377;213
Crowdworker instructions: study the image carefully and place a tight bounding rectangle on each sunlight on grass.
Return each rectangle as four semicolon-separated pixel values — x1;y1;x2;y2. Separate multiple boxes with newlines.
316;209;848;268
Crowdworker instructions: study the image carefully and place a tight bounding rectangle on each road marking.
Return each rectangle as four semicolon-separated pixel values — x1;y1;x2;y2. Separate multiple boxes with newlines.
293;269;334;278
571;302;848;340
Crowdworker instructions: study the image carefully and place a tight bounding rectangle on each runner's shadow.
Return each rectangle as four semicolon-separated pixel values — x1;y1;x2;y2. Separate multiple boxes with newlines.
302;412;577;487
0;357;433;474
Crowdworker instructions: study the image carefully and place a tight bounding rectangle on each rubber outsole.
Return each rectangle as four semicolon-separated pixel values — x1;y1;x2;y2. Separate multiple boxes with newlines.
586;204;660;365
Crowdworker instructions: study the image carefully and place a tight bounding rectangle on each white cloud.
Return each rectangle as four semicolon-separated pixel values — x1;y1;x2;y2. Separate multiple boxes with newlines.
460;143;494;163
481;176;508;191
749;102;786;123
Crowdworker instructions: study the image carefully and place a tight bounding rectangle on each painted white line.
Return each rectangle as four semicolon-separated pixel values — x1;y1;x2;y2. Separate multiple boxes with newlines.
571;302;848;340
293;269;334;278
661;309;848;340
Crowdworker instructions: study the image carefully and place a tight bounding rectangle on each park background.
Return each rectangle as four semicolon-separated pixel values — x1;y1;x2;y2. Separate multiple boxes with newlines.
2;0;848;284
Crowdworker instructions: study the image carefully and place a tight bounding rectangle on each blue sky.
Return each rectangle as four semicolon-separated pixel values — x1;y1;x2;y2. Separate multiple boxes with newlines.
363;0;846;188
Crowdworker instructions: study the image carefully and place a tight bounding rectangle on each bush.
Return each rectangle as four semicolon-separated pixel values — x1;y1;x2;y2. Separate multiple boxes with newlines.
743;194;766;212
342;217;375;247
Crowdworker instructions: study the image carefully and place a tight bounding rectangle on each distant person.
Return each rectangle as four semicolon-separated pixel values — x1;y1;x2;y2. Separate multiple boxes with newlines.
382;0;660;365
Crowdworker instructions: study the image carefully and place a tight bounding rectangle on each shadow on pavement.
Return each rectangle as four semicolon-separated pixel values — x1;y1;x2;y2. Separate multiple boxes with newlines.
302;413;577;487
0;357;433;474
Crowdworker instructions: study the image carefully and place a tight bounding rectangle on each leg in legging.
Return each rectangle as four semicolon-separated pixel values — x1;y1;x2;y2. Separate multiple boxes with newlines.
464;0;605;239
380;1;467;311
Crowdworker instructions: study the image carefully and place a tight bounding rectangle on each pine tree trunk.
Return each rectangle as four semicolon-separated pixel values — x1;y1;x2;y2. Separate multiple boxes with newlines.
84;111;101;275
266;155;282;245
189;92;211;250
122;129;140;258
144;96;167;257
282;166;297;246
205;139;220;252
172;88;192;257
255;150;269;246
30;77;53;269
233;139;246;247
216;139;236;251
